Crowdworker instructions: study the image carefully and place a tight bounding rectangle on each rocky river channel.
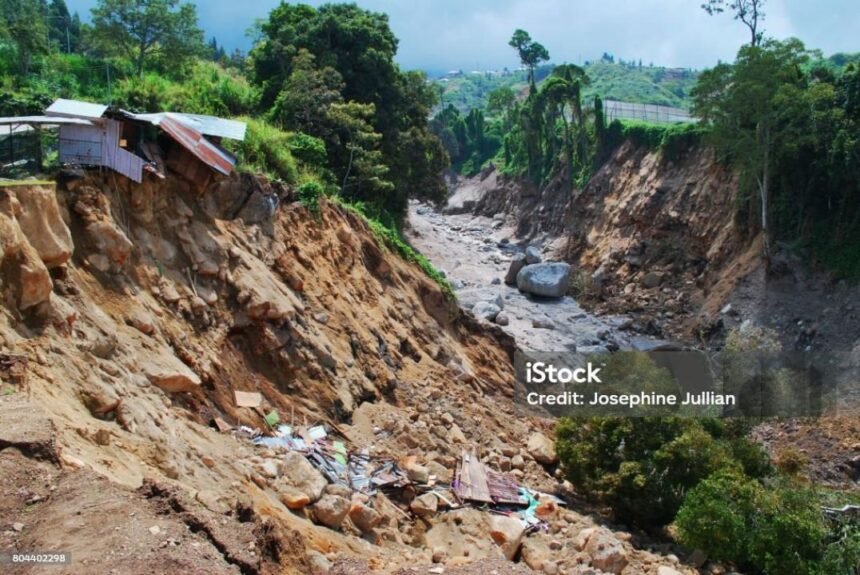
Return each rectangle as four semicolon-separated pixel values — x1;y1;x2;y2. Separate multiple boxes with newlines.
407;199;673;355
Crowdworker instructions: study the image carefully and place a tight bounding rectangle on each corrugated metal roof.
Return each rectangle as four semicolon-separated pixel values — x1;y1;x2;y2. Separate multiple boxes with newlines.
0;116;94;126
46;99;108;121
157;115;236;175
120;111;246;141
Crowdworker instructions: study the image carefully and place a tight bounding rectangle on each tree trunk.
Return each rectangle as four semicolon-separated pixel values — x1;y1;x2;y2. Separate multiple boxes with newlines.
760;124;771;266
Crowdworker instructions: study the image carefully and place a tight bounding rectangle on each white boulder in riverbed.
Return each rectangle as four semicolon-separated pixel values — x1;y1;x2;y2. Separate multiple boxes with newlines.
516;263;571;298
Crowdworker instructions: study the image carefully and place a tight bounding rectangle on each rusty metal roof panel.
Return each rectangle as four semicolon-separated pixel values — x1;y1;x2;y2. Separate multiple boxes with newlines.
157;115;236;175
46;99;108;121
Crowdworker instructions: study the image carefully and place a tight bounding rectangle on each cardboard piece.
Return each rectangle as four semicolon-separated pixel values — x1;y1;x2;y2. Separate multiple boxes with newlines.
233;390;263;408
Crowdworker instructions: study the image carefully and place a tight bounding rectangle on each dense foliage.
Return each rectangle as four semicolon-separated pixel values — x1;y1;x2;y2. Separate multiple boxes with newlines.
433;59;697;114
250;2;448;225
556;413;770;528
676;471;860;575
693;38;860;277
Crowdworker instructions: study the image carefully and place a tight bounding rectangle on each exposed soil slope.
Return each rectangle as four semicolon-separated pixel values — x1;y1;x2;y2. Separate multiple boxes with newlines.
0;173;699;574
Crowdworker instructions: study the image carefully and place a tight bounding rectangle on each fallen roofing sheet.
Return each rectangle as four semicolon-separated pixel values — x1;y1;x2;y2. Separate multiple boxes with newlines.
46;99;108;121
454;450;527;506
157;115;236;175
121;111;246;141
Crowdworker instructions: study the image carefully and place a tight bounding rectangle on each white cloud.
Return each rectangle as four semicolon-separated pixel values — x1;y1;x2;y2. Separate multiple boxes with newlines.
66;0;860;71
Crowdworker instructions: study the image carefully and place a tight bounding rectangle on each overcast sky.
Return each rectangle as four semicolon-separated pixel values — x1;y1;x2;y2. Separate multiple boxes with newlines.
65;0;860;71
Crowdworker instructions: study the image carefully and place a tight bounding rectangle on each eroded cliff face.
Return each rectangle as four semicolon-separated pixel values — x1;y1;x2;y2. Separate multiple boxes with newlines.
451;141;762;341
561;140;761;340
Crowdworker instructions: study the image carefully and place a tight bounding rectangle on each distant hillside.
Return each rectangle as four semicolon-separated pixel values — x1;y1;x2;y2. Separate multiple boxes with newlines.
433;60;698;113
433;66;547;113
582;60;697;109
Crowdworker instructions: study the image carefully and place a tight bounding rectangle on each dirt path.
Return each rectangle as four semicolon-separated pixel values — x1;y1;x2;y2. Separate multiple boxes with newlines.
407;199;670;355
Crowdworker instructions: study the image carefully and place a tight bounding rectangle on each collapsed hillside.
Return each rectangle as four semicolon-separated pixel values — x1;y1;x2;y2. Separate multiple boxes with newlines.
0;173;699;574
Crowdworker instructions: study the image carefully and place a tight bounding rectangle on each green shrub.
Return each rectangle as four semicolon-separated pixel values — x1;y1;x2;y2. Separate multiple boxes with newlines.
224;117;298;184
602;119;706;161
556;408;771;528
676;473;836;575
287;133;327;167
297;181;324;215
114;61;257;116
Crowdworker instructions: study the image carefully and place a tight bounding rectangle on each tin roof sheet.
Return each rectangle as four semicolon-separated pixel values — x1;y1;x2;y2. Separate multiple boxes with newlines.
0;116;94;126
46;99;108;121
120;111;246;141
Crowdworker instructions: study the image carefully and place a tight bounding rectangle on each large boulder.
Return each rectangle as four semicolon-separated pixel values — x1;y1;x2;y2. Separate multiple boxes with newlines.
488;514;526;560
13;184;73;268
527;432;558;465
277;451;327;502
516;263;571;298
581;527;628;574
15;240;54;310
504;253;527;285
140;349;201;394
0;191;58;311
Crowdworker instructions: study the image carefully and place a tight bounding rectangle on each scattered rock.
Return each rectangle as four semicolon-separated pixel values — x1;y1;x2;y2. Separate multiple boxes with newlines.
581;527;628;574
279;488;311;510
410;493;438;517
277;451;328;502
472;301;502;322
641;272;663;289
489;514;525;560
405;463;430;484
532;318;555;329
495;311;510;326
504;253;527;285
525;246;542;264
312;494;350;529
348;503;382;533
527;433;558;465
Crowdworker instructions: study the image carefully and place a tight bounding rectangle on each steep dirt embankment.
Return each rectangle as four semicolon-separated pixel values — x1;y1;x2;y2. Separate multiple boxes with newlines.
445;167;574;242
0;175;699;574
561;141;760;341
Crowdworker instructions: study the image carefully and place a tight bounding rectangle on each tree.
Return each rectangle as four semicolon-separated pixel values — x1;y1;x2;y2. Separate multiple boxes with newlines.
91;0;205;77
508;29;549;89
701;0;766;47
0;0;50;74
48;0;82;54
692;38;810;262
251;2;447;221
271;49;344;135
